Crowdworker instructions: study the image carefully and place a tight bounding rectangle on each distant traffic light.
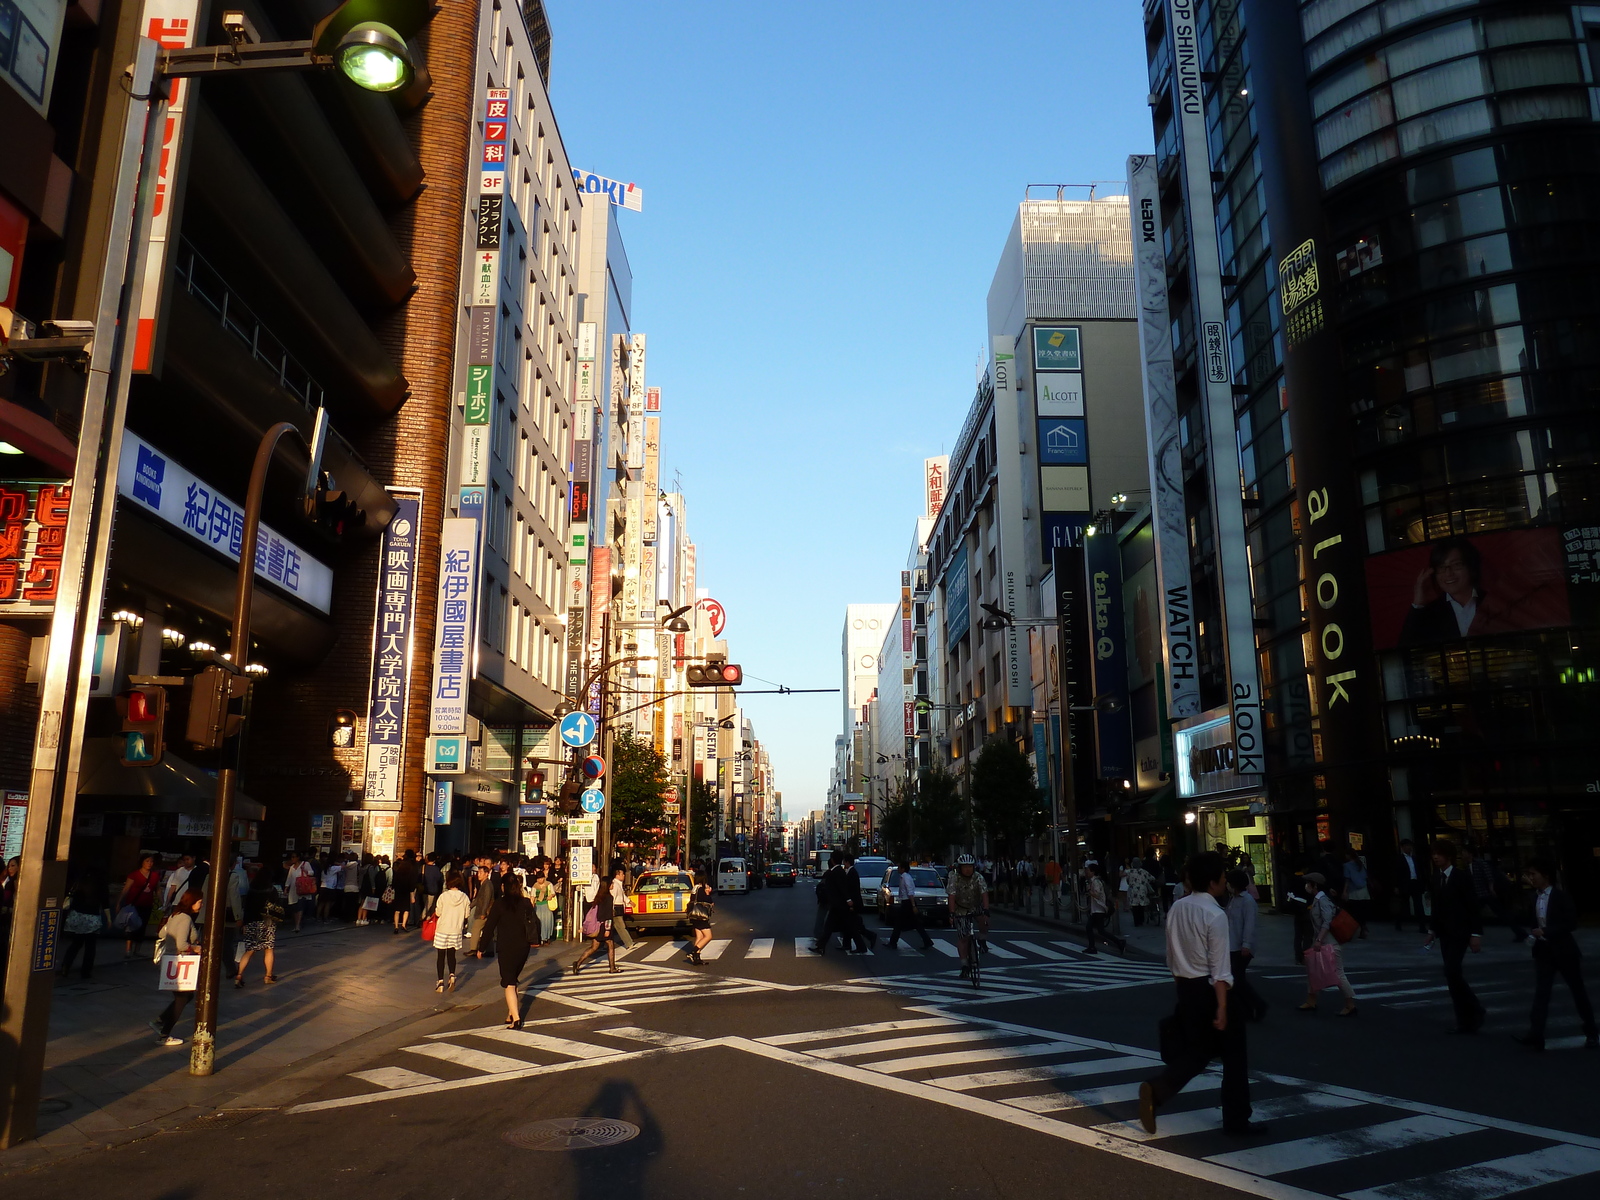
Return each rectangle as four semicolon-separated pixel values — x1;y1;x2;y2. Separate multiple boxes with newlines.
686;657;742;687
557;779;584;813
307;471;364;536
844;803;856;813
116;686;166;766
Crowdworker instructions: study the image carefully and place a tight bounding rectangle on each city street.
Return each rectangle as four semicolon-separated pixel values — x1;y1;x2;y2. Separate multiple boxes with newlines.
10;883;1599;1198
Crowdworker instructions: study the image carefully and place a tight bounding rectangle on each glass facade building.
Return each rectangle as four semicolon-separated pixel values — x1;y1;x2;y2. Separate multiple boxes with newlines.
1141;0;1600;902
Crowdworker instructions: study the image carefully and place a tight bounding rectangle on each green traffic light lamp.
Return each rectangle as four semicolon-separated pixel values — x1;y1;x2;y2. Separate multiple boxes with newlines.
335;22;412;91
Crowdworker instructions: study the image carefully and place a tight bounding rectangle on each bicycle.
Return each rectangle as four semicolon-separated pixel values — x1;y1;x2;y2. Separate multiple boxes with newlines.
954;911;983;989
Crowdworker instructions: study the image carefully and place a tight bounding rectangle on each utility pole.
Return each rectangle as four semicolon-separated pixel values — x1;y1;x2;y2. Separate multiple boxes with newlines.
0;41;167;1147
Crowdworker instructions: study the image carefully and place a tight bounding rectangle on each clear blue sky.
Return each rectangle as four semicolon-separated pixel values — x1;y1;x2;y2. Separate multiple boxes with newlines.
547;2;1152;819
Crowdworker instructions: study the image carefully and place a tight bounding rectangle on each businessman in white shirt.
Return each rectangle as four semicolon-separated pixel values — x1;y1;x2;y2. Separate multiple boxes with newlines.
1140;851;1263;1137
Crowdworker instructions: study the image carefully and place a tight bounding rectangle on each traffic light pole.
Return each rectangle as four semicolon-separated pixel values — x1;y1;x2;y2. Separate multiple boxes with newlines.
189;421;307;1076
0;41;167;1148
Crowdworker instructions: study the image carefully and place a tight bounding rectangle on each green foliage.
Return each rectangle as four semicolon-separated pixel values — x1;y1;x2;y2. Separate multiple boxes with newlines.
689;777;716;862
970;739;1046;854
915;766;968;861
878;777;914;860
609;729;670;847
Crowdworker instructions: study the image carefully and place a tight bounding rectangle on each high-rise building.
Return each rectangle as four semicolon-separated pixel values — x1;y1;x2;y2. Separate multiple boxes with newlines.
1138;0;1600;900
925;190;1150;818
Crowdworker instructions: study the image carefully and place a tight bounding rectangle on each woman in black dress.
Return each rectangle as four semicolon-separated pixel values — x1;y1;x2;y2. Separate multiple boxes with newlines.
476;875;538;1028
686;877;715;965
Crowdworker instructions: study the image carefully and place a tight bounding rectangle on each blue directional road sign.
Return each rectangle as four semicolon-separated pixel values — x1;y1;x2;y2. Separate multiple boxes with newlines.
558;711;597;748
579;787;605;814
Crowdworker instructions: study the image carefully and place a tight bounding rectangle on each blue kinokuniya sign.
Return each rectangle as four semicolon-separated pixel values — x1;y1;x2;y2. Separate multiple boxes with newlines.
363;492;422;809
428;517;478;734
116;431;334;612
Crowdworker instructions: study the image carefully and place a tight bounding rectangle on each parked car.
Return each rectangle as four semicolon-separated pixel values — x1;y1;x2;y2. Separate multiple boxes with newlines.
765;862;796;887
876;866;951;926
623;870;695;931
853;856;891;911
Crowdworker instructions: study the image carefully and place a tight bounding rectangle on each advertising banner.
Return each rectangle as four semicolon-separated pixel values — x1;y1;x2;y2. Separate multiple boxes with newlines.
427;517;478;734
0;480;69;611
363;492;422;809
1087;528;1133;780
626;334;646;471
1129;153;1200;720
924;456;948;519
992;335;1031;705
943;543;970;644
1035;372;1085;417
1366;530;1572;649
571;170;643;212
131;0;201;373
642;417;660;540
117;431;333;612
1167;0;1263;777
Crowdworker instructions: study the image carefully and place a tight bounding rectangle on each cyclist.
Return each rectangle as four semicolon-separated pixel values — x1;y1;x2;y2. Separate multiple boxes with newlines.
947;854;990;979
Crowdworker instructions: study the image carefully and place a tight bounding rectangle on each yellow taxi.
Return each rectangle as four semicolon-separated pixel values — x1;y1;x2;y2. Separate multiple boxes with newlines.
624;869;695;931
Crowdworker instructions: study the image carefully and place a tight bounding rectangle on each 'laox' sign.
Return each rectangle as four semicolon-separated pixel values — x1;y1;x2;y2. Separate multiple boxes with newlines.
571;170;643;212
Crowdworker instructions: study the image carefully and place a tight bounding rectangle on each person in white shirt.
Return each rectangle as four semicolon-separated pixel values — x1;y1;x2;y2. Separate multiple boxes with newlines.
1140;851;1261;1138
161;854;195;911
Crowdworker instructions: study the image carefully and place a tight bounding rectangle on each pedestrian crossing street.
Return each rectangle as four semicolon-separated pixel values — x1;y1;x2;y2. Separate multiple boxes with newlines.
755;1014;1600;1200
861;957;1174;1007
1254;960;1598;1048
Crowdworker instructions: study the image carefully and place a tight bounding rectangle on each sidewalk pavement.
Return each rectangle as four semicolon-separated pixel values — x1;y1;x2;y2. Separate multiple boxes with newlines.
994;893;1600;971
2;920;580;1176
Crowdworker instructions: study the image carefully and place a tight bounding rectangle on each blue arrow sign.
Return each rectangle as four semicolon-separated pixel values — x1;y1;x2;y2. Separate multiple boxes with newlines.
579;787;605;814
558;711;597;748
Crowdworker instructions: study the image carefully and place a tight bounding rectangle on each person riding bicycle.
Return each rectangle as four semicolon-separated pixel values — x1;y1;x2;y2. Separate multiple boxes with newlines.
947;854;989;979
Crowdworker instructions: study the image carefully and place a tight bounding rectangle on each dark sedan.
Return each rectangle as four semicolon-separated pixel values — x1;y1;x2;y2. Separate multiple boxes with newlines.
764;862;796;887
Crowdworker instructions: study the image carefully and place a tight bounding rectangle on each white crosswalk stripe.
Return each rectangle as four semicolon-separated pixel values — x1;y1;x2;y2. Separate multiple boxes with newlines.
772;1013;1600;1200
699;939;731;961
348;1066;441;1090
746;938;774;958
402;1042;534;1074
644;939;687;961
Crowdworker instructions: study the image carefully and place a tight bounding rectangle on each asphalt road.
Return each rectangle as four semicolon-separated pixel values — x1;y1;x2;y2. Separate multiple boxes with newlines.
14;880;1600;1199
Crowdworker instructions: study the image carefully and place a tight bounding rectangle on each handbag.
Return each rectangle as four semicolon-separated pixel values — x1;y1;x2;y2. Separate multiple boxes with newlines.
1306;942;1340;991
64;909;103;935
581;906;601;938
547;893;560;912
420;913;439;941
113;904;143;933
1329;906;1359;945
381;886;396;904
295;871;317;896
361;896;380;912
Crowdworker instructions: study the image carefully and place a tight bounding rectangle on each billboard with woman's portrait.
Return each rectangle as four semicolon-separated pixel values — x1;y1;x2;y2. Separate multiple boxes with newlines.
1365;528;1572;650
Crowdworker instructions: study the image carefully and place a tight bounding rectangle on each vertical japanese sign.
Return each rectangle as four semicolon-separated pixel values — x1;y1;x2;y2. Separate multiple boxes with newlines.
479;86;508;193
626;334;646;470
924;455;948;519
991;335;1032;705
0;481;70;611
132;0;201;373
642;416;660;540
363;492;422;809
428;518;479;735
1128;154;1200;720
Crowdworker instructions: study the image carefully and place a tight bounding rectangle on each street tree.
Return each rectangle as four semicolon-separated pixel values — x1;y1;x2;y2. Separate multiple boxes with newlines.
689;778;716;865
970;739;1046;855
915;766;967;861
609;729;671;850
878;776;914;859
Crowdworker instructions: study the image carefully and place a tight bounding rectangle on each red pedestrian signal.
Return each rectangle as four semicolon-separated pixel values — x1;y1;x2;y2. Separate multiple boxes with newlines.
116;686;167;766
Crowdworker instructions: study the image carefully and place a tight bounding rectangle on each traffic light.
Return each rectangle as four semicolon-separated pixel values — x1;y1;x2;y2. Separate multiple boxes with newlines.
844;803;856;813
557;779;584;814
527;770;545;801
185;666;248;750
116;686;166;766
686;658;742;687
307;472;364;536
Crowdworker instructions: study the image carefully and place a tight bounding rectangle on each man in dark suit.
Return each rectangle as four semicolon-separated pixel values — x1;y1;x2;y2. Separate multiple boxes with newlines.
1423;840;1485;1034
816;855;868;955
1392;839;1427;932
1516;859;1598;1051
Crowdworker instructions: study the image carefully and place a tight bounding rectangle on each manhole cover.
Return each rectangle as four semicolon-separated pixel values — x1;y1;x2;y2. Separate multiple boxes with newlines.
503;1118;640;1151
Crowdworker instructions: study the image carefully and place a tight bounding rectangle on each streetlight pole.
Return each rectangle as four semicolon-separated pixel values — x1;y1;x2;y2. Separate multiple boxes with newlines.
190;421;309;1076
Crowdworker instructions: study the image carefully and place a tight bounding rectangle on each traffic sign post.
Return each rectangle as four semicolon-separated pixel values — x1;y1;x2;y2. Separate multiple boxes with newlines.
581;754;606;779
579;787;605;815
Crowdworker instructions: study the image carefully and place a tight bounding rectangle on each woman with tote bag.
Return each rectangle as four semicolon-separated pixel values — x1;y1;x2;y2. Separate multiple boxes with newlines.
431;871;471;993
151;889;203;1046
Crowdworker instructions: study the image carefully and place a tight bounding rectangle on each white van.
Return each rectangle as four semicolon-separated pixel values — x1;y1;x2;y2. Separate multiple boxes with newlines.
716;857;748;894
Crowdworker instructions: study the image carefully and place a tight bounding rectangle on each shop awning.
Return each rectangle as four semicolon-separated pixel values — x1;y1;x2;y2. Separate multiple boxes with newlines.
77;738;266;820
0;398;75;475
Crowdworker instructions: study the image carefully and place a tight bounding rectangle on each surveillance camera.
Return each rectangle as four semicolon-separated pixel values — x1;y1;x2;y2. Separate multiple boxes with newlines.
221;10;261;44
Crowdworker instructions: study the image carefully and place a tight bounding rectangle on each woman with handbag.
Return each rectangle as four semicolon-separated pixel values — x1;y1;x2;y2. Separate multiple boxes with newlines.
686;875;716;965
235;872;284;986
530;866;556;945
150;889;203;1046
431;871;471;993
476;875;539;1027
1299;873;1358;1017
59;874;106;980
572;874;618;975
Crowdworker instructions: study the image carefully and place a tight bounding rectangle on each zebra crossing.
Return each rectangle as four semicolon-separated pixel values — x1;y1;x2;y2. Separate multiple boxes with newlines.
529;959;778;1011
752;1014;1600;1199
860;955;1174;1006
613;932;1128;965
